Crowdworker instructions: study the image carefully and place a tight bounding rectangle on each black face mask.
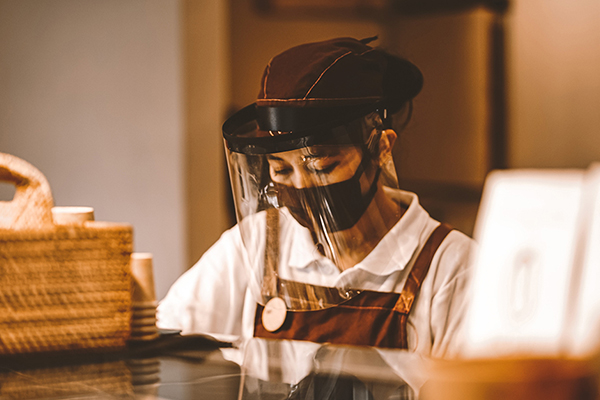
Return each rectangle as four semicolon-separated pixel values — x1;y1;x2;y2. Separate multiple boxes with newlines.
274;158;381;232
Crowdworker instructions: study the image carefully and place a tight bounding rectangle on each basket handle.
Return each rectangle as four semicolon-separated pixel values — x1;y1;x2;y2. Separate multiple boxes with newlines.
0;152;54;229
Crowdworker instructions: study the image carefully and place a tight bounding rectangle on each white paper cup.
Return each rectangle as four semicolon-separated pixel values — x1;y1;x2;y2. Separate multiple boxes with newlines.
52;206;95;225
129;332;160;342
132;309;157;318
131;317;157;327
132;300;159;309
132;325;159;335
131;253;157;304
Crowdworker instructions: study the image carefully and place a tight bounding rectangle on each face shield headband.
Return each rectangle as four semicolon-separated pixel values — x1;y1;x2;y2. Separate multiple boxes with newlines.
223;103;388;155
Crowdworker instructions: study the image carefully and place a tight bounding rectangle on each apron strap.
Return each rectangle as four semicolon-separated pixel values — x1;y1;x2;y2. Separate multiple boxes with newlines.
393;223;454;313
262;208;280;299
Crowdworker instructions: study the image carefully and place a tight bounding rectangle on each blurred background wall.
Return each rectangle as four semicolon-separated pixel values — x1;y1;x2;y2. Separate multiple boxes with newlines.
1;0;599;299
508;0;600;169
0;0;187;299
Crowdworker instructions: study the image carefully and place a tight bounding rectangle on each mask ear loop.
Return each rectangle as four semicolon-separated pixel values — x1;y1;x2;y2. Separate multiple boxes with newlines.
366;130;383;158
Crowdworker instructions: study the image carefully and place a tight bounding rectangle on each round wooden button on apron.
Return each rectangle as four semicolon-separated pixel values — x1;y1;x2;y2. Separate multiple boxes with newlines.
262;297;287;332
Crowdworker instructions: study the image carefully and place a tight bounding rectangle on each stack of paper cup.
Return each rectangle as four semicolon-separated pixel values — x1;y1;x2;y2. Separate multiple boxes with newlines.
130;253;159;341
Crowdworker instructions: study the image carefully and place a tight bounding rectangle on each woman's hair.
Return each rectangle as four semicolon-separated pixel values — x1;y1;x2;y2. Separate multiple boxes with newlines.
388;100;414;133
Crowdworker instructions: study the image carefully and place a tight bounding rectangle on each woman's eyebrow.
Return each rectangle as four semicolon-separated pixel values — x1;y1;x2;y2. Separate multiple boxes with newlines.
304;153;336;160
266;155;283;161
307;146;342;157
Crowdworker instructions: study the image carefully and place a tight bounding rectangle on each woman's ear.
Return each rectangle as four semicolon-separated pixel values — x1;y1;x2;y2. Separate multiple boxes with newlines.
377;129;397;162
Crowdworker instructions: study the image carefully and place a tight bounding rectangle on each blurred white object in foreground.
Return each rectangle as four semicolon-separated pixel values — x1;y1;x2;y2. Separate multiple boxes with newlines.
463;164;600;358
568;164;600;356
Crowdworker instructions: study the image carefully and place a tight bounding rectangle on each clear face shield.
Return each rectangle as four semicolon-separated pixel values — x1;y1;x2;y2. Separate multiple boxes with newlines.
223;104;402;312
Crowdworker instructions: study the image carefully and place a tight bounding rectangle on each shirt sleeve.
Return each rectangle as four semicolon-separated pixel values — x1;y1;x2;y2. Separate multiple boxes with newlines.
428;231;476;358
156;225;250;336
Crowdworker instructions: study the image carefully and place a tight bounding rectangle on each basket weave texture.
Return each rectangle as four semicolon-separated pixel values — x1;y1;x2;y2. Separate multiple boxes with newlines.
0;152;133;354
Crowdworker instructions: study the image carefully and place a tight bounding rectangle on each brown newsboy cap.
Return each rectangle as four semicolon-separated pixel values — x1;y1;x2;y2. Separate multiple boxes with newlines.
223;36;423;154
257;36;423;109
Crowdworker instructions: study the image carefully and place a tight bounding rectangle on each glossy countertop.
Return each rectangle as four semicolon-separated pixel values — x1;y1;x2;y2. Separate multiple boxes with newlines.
0;334;419;400
0;333;242;399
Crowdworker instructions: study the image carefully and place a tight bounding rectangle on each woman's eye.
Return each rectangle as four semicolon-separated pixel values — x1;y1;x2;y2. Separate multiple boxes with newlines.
272;167;292;175
308;162;338;174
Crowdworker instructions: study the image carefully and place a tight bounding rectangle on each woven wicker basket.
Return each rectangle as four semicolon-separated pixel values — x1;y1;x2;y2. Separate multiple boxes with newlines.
0;152;133;354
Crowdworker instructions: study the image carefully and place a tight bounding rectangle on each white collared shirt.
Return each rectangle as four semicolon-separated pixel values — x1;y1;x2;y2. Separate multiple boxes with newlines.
157;189;475;359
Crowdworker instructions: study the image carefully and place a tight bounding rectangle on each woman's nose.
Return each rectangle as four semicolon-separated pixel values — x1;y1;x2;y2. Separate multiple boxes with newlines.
290;169;312;189
291;171;308;189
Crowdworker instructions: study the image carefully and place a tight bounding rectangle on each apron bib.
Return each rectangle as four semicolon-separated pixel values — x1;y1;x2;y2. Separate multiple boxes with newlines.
254;222;453;350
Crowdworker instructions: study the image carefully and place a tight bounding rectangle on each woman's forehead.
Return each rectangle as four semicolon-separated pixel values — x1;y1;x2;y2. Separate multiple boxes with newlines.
267;145;361;161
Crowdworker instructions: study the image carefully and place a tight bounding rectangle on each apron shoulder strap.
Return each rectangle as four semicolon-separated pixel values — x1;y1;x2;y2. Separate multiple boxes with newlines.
262;208;280;299
394;223;454;313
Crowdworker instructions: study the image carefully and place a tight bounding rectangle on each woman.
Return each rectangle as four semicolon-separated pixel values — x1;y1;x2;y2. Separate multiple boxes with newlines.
157;36;474;360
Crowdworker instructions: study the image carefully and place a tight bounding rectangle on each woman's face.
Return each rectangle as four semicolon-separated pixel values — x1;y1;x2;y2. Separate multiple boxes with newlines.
266;145;363;188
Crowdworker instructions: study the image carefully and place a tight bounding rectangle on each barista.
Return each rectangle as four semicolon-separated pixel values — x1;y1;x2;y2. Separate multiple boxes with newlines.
157;36;474;358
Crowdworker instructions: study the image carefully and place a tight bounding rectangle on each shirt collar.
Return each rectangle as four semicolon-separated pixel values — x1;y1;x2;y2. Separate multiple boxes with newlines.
281;211;330;269
353;188;429;276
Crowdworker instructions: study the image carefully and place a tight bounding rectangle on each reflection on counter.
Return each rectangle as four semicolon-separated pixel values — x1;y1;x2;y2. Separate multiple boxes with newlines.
239;338;421;400
0;360;133;398
0;334;241;400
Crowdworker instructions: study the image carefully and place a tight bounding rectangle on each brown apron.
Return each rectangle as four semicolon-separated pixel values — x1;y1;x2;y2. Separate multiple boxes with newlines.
254;221;453;350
